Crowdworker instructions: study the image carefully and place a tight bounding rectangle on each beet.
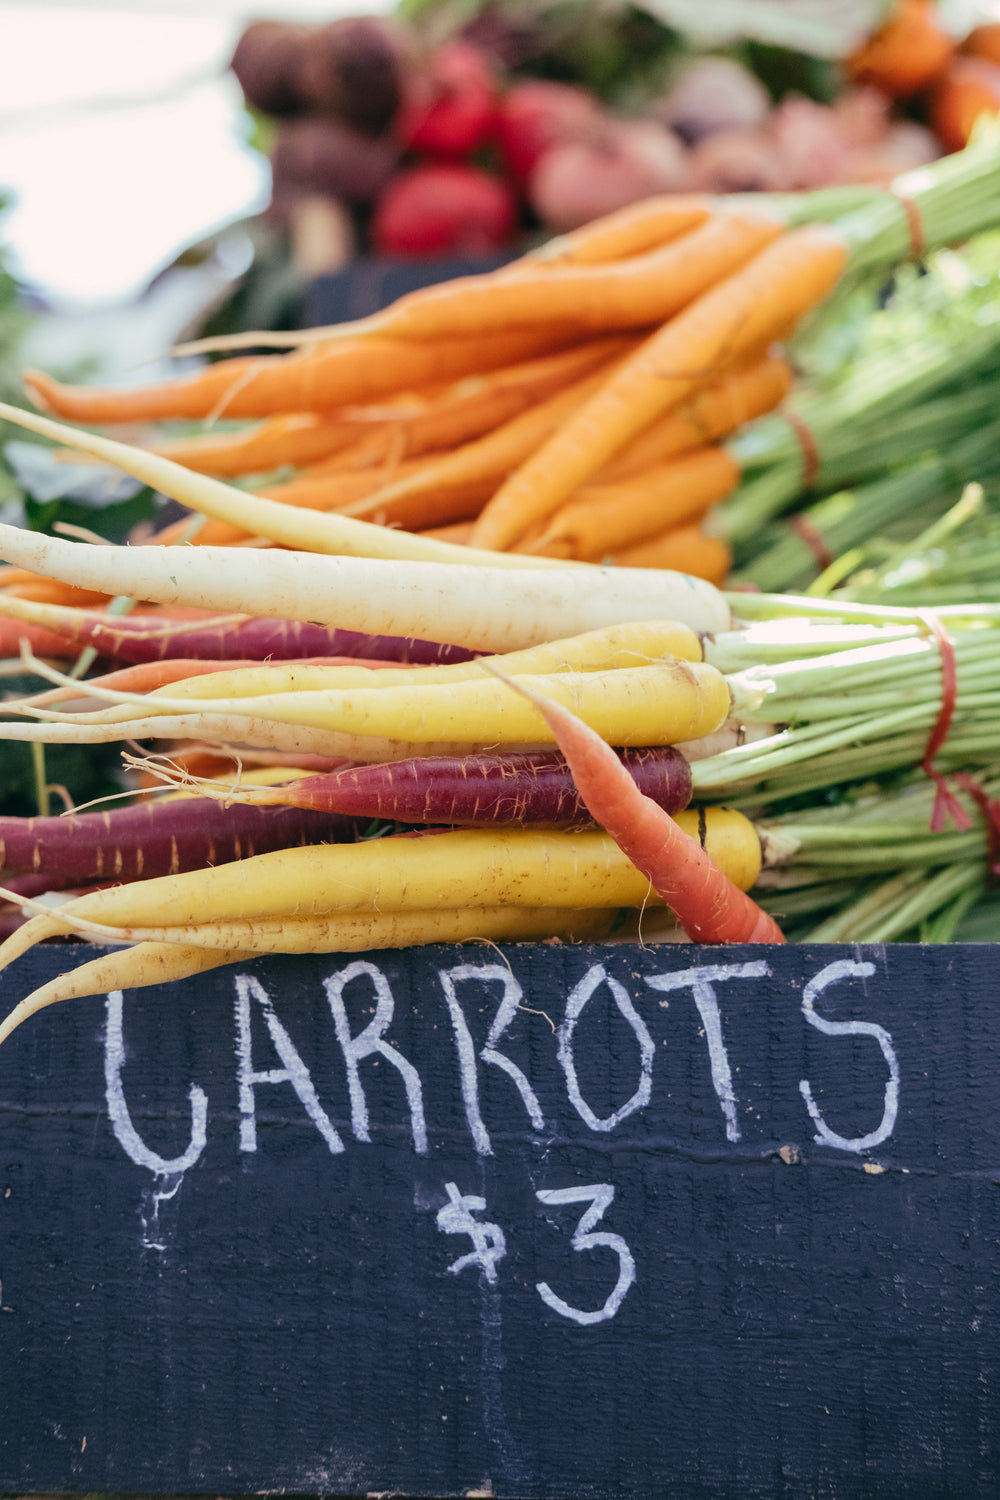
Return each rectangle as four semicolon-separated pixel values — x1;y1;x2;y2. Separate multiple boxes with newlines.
295;16;412;136
230;21;310;117
270;117;400;205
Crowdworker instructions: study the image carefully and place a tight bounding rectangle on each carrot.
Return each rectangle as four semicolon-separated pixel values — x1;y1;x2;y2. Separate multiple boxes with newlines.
17;904;621;957
0;400;587;571
1;573;111;608
0;909;623;1039
607;523;734;584
23;326;584;425
488;668;785;943
518;193;713;268
281;210;786;347
0;518;736;650
0;795;359;886
140;620;706;702
0;815;764;955
148;410;390;477
0;616;77;660
20;660;734;752
523;446;742;561
0;942;257;1047
341;363;621;531
140;743;694;828
418;521;475;545
467;222;849;551
592;352;793;483
0;592;480;665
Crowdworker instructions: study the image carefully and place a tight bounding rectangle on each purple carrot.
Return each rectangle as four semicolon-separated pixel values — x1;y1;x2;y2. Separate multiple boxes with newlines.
194;746;694;827
0;798;360;887
3;604;478;666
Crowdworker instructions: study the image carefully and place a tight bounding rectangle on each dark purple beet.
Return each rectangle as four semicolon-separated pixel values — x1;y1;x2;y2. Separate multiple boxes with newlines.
295;16;412;135
230;21;311;117
0;799;359;886
270;117;401;205
269;745;693;827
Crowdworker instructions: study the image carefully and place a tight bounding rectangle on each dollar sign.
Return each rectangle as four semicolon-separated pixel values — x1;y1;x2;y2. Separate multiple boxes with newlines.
436;1181;507;1285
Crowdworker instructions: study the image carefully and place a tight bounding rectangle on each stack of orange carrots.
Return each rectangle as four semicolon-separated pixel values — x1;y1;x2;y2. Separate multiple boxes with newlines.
14;131;1000;592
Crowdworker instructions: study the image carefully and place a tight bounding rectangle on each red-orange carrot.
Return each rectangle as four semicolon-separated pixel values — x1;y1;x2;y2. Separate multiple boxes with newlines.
491;670;784;943
468;223;849;551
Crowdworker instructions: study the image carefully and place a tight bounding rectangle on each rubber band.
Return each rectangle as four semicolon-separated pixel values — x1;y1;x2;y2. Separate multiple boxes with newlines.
781;406;821;490
889;191;926;261
789;514;834;573
918;610;971;833
953;774;1000;883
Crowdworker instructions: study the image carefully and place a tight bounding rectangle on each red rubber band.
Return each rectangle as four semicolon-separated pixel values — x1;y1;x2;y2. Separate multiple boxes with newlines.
781;406;821;490
789;513;834;573
890;191;926;261
953;774;1000;883
919;610;971;833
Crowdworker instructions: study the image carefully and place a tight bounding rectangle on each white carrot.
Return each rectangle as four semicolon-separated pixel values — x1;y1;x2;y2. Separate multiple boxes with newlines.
0;524;732;648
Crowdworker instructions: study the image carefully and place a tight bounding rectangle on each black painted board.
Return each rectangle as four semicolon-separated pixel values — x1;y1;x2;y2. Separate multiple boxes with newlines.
0;941;998;1499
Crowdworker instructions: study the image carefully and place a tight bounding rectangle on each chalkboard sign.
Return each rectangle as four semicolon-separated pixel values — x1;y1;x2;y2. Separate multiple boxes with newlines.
0;941;997;1498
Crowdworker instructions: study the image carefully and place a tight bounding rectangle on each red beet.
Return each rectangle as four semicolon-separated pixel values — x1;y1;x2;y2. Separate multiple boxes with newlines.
372;161;518;258
396;40;498;157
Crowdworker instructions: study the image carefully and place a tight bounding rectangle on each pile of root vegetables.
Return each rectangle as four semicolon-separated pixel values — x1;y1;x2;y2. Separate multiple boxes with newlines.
1;132;1000;1037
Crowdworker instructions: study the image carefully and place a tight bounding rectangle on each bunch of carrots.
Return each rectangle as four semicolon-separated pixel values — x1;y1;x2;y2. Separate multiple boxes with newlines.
0;132;999;1037
16;130;1000;582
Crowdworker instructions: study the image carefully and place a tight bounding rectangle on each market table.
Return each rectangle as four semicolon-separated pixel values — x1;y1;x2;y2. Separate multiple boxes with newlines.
0;939;996;1498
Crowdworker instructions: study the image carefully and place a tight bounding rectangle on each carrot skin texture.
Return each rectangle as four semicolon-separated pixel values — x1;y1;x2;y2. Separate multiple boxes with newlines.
189;745;694;826
0;798;359;885
494;673;785;944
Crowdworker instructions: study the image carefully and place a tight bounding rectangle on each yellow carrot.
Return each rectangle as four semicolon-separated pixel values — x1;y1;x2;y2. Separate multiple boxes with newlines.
24;661;734;749
0;815;762;950
143;620;707;702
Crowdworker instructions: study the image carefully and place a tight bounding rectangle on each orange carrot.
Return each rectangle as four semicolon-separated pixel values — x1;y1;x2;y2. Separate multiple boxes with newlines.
148;339;631;478
468;222;849;552
23;326;584;425
518;193;713;268
491;669;784;944
608;522;733;584
522;446;741;561
148;411;389;477
323;210;785;344
343;361;620;531
592;351;793;483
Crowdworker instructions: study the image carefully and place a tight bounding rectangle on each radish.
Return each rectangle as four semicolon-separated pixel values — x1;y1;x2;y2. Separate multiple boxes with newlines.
396;40;498;158
372;161;518;258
